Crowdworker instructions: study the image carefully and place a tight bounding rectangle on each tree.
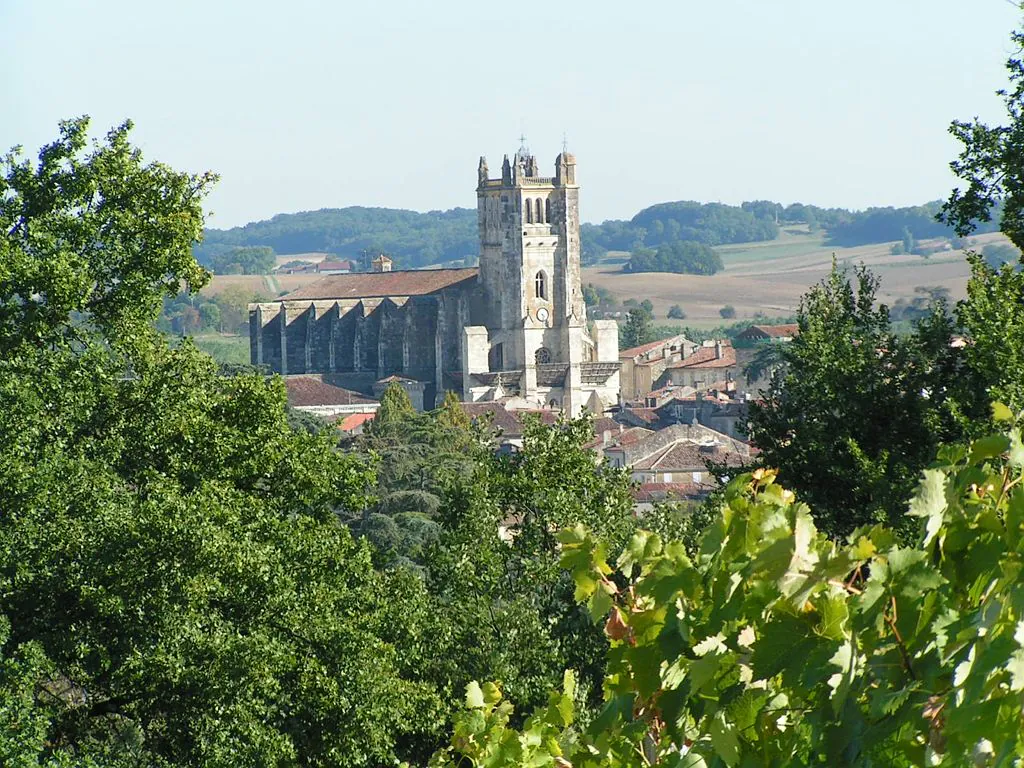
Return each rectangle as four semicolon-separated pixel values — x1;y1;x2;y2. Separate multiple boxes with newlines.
0;119;442;766
940;18;1024;252
902;225;917;256
667;304;686;320
619;308;654;350
206;245;275;275
639;298;654;319
625;240;723;275
0;117;212;355
422;414;640;721
719;304;736;318
745;263;960;539
198;301;221;330
430;416;1024;765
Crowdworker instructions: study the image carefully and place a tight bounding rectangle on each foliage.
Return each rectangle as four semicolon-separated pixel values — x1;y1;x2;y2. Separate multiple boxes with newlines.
0;119;443;766
433;419;1024;765
620;308;655;350
941;18;1024;252
196;206;478;270
205;245;275;274
719;304;736;319
0;116;214;355
625;241;723;276
423;414;641;722
957;252;1024;415
631;201;778;247
667;304;686;320
746;263;962;540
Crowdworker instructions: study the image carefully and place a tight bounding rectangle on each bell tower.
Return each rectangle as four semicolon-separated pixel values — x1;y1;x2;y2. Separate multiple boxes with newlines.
470;142;616;414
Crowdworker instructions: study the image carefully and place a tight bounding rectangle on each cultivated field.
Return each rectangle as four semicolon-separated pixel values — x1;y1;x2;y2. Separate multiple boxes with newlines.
583;229;1012;328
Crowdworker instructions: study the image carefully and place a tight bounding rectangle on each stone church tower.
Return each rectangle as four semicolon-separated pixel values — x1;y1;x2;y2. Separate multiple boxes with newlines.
248;143;619;415
464;145;619;415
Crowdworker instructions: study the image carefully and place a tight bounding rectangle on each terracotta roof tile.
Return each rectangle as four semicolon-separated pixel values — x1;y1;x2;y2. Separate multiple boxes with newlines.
668;344;736;369
738;323;799;340
338;412;376;431
284;376;378;407
280;268;478;301
631;482;706;502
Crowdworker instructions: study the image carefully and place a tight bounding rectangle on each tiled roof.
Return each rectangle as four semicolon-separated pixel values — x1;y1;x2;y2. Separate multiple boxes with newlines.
631;482;706;502
619;406;660;424
318;260;353;271
668;344;736;369
738;323;799;339
619;337;673;359
284;376;379;407
632;441;748;471
338;412;376;431
280;268;478;301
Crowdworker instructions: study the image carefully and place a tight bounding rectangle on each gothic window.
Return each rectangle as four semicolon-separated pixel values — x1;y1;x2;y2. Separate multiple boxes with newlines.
525;198;533;224
535;347;552;364
534;270;547;300
535;198;543;223
545;198;551;224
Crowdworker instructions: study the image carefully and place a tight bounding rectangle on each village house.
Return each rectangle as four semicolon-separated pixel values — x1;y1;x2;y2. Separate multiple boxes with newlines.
662;340;737;390
618;333;697;402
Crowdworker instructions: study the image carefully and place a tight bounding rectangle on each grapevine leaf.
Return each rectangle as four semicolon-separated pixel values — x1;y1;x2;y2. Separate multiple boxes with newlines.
991;401;1014;422
907;468;947;547
465;681;485;709
709;712;740;767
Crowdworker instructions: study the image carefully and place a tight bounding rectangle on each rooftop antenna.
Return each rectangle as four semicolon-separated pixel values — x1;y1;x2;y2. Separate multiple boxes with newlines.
562;132;569;154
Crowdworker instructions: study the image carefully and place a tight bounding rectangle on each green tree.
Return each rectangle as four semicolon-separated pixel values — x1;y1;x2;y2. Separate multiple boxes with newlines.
0;119;442;766
667;304;686;320
746;263;960;539
940;16;1024;252
619;308;654;350
198;300;221;330
639;298;654;319
431;416;1024;765
719;304;736;318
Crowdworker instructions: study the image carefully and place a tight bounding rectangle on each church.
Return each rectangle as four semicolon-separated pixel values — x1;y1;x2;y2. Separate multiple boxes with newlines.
248;146;621;415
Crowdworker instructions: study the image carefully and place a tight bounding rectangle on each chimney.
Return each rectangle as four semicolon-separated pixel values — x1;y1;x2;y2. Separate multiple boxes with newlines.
714;341;723;359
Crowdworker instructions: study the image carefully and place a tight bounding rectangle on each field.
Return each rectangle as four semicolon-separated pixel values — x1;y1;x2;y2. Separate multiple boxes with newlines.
583;228;1011;328
202;229;1013;331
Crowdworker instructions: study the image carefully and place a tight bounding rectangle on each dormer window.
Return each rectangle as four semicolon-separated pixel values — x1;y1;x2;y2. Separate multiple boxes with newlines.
535;271;547;300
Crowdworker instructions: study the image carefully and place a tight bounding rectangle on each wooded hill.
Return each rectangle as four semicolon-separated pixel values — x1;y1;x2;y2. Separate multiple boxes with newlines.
195;198;1003;271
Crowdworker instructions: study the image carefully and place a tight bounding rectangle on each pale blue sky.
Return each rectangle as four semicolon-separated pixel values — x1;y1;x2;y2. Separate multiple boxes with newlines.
3;1;1021;228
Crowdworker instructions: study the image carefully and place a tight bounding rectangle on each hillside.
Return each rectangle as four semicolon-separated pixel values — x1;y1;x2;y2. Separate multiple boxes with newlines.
582;228;1014;328
197;198;1001;274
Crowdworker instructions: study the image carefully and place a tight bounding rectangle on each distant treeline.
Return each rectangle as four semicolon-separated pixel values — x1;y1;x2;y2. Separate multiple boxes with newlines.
195;206;478;271
195;198;1004;274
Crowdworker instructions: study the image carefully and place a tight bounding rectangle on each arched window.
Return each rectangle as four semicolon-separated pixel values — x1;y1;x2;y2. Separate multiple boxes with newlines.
545;198;551;224
534;270;547;300
535;347;552;364
525;198;533;224
535;198;543;223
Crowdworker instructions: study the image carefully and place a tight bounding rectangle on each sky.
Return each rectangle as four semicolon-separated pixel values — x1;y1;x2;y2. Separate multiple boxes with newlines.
3;0;1022;229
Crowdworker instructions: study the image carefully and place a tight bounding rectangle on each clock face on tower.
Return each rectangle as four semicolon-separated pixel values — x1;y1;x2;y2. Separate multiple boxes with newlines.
536;307;549;323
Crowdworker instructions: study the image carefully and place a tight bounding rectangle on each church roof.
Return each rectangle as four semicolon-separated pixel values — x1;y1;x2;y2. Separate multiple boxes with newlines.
280;267;479;301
